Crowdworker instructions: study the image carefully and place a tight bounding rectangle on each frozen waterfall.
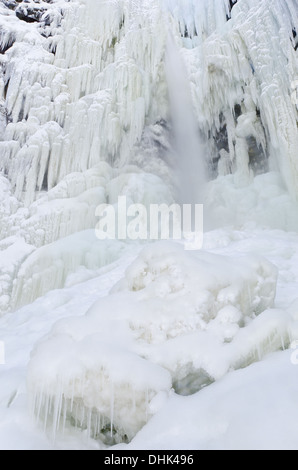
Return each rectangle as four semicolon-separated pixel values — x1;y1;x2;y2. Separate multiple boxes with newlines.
0;0;297;449
165;32;206;206
0;0;297;313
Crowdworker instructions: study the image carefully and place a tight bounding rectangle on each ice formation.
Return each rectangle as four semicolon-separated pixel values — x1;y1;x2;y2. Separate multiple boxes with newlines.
0;0;297;312
0;0;296;448
27;242;287;443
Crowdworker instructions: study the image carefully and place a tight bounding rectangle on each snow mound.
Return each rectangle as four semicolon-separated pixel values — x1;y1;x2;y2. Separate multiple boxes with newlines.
10;230;128;312
27;242;283;443
112;241;277;318
28;335;171;444
206;171;298;231
118;351;298;450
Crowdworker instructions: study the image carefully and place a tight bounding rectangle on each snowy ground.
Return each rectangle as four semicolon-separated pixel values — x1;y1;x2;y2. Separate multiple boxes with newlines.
1;225;298;450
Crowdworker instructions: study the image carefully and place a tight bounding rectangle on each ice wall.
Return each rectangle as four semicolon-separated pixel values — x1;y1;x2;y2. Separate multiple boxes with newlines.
0;0;170;205
1;0;297;204
192;0;298;197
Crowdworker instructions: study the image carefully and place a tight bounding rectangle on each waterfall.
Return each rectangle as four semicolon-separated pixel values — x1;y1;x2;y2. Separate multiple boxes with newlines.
0;0;298;451
165;33;206;207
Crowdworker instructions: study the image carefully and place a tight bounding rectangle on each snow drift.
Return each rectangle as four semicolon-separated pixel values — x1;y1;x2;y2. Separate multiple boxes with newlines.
27;242;285;443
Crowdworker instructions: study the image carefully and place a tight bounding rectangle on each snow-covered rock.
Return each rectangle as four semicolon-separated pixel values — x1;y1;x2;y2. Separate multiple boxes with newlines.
27;241;283;443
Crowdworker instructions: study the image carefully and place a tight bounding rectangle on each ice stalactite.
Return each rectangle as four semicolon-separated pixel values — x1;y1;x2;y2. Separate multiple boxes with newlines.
28;334;172;444
0;0;174;312
0;0;170;205
188;0;298;197
2;162;173;312
1;0;296;206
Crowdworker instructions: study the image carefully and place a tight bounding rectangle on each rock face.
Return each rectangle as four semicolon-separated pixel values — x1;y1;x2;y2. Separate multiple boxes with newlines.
15;7;44;23
1;0;60;33
2;0;50;21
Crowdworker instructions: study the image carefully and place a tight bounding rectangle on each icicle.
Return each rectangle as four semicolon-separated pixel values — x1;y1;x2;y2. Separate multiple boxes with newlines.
110;381;114;439
87;408;92;441
281;335;285;351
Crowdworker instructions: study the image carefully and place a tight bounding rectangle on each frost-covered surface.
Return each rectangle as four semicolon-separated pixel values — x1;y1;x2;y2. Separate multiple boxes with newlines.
0;0;297;450
1;230;298;449
27;242;281;442
116;351;298;450
0;0;297;312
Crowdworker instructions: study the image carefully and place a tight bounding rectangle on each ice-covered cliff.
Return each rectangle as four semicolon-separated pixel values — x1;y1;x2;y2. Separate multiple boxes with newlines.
0;0;298;448
0;0;297;313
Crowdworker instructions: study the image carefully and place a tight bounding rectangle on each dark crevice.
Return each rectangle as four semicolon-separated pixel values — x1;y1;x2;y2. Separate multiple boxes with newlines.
215;113;229;152
119;15;125;30
14;2;47;23
0;36;15;54
17;95;26;122
209;112;230;177
234;104;242;120
3;79;10;100
211;105;269;178
156;118;170;130
41;166;49;191
247;136;268;175
43;14;52;27
180;24;198;39
2;0;17;10
6;111;12;125
226;0;238;21
16;11;40;23
292;28;298;51
50;43;57;55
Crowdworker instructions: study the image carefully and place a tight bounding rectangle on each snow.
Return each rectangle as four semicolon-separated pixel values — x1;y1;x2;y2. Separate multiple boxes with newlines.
1;228;298;449
0;161;173;314
0;0;297;204
0;0;297;451
26;242;281;442
205;171;298;231
117;350;298;450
